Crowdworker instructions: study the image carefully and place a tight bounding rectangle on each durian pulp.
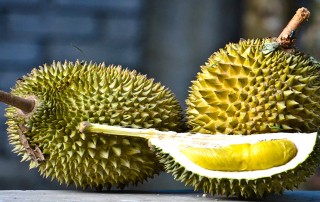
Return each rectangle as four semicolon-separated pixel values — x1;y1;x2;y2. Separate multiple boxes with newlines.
179;139;297;171
150;132;317;179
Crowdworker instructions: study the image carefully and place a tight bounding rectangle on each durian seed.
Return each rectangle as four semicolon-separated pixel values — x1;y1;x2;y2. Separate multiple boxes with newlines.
179;139;297;171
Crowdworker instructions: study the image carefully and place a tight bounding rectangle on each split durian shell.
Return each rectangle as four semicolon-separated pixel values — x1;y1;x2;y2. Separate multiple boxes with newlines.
77;123;320;198
151;132;320;198
186;38;320;135
5;61;183;189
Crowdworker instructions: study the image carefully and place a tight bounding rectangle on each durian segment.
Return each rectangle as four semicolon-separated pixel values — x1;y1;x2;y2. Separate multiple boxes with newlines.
151;132;316;179
76;123;320;198
186;39;320;134
151;132;320;198
5;61;183;189
179;139;297;171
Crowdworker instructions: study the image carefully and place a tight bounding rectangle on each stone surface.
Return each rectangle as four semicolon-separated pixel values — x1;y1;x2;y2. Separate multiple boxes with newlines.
0;190;320;202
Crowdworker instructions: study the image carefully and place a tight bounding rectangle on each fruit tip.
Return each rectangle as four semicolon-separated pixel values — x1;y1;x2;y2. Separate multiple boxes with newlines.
79;121;91;133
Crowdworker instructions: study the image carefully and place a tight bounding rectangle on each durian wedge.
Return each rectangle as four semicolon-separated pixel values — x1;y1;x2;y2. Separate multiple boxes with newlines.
79;122;320;198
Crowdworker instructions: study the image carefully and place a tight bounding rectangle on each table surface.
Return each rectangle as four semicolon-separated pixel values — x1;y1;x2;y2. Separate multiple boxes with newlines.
0;190;320;202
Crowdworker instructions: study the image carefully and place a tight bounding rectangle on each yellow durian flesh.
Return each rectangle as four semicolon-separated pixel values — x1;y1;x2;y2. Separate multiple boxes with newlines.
179;139;297;171
151;132;317;179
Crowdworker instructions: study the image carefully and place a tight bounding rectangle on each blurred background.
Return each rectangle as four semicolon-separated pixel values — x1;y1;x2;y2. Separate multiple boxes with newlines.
0;0;320;190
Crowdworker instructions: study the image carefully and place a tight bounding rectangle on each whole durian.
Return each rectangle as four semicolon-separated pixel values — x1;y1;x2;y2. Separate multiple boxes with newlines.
186;9;320;135
1;60;183;189
177;7;320;197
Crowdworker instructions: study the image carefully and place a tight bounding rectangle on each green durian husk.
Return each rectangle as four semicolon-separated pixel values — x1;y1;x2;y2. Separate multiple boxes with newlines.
182;38;320;198
186;38;320;135
5;60;183;189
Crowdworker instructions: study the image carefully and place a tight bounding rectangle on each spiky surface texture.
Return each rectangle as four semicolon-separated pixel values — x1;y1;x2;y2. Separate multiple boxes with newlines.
153;137;320;198
5;61;183;189
186;39;320;135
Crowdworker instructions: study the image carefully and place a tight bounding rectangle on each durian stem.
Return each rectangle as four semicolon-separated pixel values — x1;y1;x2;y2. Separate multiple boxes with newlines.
0;90;35;113
277;7;310;47
79;121;178;140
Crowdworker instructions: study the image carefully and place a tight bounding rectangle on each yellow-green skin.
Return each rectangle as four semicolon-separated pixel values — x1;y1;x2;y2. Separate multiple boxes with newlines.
180;38;320;198
186;39;320;135
5;61;183;189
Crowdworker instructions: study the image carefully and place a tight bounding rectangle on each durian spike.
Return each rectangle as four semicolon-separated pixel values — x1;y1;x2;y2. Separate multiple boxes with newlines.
277;7;310;48
0;90;35;113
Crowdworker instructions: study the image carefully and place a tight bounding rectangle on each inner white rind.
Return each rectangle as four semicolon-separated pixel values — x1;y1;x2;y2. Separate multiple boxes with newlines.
149;132;317;180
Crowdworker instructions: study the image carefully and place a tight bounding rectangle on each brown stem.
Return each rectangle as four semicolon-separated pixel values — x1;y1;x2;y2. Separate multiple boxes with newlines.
18;124;45;162
0;90;35;113
277;7;310;48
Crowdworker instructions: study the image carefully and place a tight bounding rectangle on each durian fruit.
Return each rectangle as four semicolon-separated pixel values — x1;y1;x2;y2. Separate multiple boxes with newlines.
186;8;320;135
79;7;320;198
0;60;183;189
78;122;320;198
170;7;320;197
